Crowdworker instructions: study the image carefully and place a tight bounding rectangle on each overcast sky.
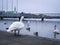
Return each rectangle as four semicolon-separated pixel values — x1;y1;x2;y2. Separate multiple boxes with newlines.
0;0;60;13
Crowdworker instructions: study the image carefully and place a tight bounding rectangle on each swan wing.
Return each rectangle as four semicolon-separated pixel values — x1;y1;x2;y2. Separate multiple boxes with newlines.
7;22;24;31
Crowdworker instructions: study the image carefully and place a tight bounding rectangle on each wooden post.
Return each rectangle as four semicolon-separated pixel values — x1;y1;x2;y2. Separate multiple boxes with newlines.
41;18;44;21
1;17;3;20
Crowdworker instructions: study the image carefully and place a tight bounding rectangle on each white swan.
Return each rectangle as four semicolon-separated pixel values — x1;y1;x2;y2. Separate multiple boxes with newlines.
7;16;24;35
53;25;59;34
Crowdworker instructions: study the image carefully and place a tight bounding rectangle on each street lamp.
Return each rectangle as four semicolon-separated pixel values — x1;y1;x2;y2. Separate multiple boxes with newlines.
12;0;13;11
6;0;8;11
17;0;18;12
2;0;3;11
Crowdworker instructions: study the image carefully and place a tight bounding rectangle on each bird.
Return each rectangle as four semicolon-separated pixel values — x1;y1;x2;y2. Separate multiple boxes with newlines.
53;25;59;34
26;21;30;31
7;16;24;36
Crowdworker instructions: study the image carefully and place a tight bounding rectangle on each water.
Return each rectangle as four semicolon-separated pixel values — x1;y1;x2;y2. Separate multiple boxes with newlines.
0;18;60;39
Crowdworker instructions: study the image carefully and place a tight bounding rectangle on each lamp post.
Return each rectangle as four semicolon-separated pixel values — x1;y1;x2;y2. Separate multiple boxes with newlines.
12;0;13;11
6;0;8;11
17;0;18;12
2;0;3;11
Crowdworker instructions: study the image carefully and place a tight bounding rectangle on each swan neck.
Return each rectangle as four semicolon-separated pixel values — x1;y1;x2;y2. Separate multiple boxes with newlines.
20;16;24;22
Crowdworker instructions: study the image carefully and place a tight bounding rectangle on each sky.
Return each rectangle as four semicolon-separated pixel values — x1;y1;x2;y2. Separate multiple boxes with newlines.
0;0;60;13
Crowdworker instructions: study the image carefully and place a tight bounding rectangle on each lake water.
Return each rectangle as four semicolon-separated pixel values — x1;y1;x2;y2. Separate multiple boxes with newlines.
0;18;60;39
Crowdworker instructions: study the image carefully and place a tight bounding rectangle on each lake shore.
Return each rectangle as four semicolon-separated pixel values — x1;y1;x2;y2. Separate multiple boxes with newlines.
0;30;60;45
